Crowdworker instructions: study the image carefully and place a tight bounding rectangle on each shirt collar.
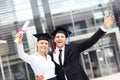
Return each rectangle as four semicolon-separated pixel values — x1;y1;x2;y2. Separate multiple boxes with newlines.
35;52;48;56
56;46;65;52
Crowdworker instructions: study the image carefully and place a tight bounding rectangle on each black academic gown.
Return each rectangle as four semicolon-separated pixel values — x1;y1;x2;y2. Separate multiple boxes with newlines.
49;29;106;80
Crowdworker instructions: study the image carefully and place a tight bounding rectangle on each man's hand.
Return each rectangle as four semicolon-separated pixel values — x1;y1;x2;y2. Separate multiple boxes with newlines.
103;14;114;29
35;75;44;80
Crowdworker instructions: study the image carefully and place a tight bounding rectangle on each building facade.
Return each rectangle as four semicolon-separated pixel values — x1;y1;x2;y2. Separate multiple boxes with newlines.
0;0;120;80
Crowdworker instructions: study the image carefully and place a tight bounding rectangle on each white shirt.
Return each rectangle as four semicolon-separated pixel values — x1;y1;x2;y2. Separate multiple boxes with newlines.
53;46;68;80
53;46;65;65
101;26;107;32
16;43;56;80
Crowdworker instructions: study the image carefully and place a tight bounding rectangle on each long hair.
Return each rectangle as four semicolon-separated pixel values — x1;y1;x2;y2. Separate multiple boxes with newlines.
35;42;38;52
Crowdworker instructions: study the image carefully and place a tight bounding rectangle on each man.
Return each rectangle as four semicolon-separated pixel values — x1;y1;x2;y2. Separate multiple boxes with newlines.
36;15;114;80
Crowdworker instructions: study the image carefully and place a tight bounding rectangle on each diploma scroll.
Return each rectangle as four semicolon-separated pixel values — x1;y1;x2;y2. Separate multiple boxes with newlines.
14;20;30;43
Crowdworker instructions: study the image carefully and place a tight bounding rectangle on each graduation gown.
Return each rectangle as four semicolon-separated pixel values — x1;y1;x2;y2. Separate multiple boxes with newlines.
49;29;106;80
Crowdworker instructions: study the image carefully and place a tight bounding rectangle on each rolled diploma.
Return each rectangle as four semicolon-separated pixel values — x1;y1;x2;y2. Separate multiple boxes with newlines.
14;20;30;43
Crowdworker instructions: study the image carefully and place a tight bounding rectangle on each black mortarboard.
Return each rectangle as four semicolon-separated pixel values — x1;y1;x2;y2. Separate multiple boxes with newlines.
51;27;71;37
33;33;51;41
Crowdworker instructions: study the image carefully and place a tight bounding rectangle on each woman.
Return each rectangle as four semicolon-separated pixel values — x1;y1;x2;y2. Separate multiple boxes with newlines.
15;33;57;80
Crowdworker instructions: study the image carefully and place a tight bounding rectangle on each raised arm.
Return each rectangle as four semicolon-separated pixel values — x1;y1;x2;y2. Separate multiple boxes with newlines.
103;14;114;29
77;15;114;52
15;33;33;63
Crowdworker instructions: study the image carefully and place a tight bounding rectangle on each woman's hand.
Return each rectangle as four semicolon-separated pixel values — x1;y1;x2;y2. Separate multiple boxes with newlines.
15;33;23;43
35;75;44;80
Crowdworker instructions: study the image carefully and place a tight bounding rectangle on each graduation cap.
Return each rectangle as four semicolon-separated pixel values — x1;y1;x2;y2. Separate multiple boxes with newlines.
33;33;51;41
51;27;71;38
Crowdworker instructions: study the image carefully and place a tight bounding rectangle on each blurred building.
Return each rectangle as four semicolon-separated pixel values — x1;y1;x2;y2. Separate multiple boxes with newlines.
0;0;120;80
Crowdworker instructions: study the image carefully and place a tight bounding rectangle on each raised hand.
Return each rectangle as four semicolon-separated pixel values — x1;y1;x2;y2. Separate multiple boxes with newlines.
103;14;114;29
15;33;23;43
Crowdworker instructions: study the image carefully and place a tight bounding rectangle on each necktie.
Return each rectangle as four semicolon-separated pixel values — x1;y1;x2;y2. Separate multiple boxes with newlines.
59;49;62;66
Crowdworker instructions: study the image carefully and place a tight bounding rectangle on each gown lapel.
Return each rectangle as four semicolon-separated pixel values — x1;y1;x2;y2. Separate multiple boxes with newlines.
63;45;68;66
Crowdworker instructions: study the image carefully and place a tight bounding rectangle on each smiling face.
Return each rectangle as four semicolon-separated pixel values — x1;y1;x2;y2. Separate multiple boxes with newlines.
54;33;67;48
36;40;48;54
